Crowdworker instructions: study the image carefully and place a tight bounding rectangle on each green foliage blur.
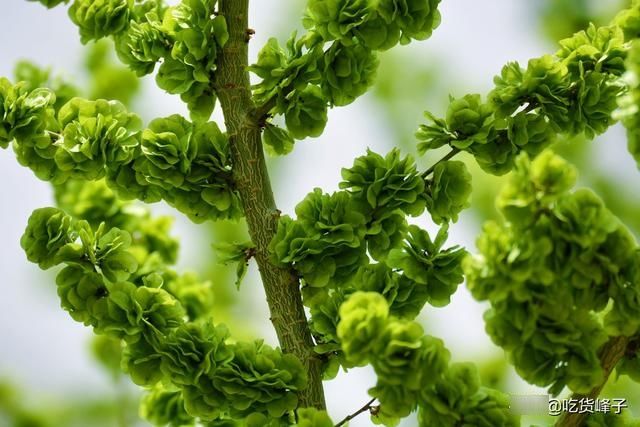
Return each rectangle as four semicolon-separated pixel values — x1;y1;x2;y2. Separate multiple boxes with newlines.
1;36;253;427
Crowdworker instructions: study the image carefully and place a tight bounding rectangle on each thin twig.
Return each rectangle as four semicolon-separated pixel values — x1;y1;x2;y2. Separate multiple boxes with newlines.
422;147;461;178
335;397;377;427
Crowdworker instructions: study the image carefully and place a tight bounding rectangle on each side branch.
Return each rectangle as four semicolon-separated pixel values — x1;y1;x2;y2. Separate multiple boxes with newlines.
214;0;326;409
335;398;377;427
555;335;632;427
422;147;460;178
251;95;278;124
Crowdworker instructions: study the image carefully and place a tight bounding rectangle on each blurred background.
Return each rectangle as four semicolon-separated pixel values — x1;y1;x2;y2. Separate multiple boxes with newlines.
1;0;639;425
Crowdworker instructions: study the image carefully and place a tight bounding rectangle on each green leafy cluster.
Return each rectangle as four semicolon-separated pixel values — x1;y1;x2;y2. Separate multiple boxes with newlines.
616;40;640;169
0;78;64;181
53;177;221;405
0;77;241;223
21;207;75;269
68;0;131;43
53;179;184;288
321;41;379;106
128;112;240;222
283;84;330;141
133;115;241;222
270;188;367;287
270;148;467;287
114;2;169;77
152;322;305;421
248;36;323;112
336;292;517;426
45;180;288;423
270;148;468;377
339;149;428;260
249;35;329;142
35;0;227;121
141;385;194;427
56;97;142;181
340;148;426;220
303;0;441;49
13;60;80;111
424;160;472;224
386;224;466;308
19;206;307;424
465;150;640;394
417;20;629;175
262;123;296;156
156;0;228;120
248;0;442;151
417;362;518;427
614;0;640;42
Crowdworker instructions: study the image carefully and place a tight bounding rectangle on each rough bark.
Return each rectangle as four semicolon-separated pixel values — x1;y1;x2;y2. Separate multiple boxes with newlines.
555;335;632;427
214;0;326;410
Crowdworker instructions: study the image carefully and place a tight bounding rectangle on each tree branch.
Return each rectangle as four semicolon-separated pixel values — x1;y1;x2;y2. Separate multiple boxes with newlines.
422;147;460;179
214;0;326;409
335;398;377;427
251;94;279;124
555;335;632;427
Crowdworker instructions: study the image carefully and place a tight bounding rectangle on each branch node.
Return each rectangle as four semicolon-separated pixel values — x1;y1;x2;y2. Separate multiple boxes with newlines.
245;28;255;41
422;147;461;179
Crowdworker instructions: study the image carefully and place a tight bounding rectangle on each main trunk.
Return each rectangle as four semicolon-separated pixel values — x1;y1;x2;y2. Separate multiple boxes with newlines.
214;0;326;410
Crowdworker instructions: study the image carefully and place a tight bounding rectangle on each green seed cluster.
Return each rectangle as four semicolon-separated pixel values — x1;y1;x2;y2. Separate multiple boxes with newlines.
30;0;227;121
304;0;441;49
616;30;640;169
336;292;518;426
249;0;442;152
270;148;471;379
418;23;629;175
465;150;640;394
20;206;307;424
0;78;240;223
